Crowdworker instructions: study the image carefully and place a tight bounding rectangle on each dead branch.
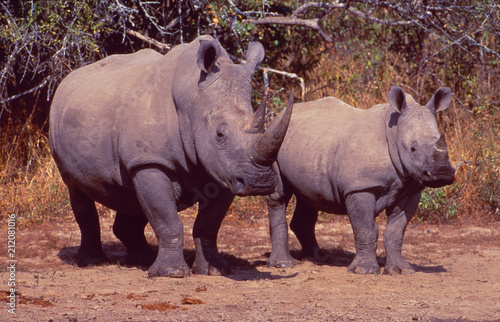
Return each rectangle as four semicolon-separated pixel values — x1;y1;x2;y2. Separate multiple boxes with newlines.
346;7;416;26
125;29;171;52
246;16;333;43
244;1;423;42
291;2;343;18
244;1;344;43
228;54;305;101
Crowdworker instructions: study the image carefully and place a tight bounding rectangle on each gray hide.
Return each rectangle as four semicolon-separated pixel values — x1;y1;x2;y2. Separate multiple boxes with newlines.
266;86;455;274
49;35;293;277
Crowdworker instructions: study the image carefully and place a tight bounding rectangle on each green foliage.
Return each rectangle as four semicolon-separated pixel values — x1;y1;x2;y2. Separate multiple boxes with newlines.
416;186;460;223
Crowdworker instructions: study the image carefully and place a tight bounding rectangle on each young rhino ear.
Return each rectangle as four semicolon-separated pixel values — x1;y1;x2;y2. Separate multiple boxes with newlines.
197;39;220;73
244;42;265;72
388;86;407;113
426;87;452;114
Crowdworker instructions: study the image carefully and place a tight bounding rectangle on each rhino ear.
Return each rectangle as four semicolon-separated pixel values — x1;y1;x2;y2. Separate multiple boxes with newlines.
426;87;452;114
245;42;265;72
197;39;220;73
388;86;407;114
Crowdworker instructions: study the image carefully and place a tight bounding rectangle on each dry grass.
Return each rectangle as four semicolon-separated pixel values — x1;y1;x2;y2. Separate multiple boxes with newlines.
0;124;72;228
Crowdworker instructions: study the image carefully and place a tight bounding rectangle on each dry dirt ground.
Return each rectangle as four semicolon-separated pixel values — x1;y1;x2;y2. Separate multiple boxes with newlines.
1;207;499;321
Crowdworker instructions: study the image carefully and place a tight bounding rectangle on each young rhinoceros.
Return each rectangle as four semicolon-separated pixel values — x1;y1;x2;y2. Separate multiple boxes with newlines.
266;86;455;275
49;35;293;278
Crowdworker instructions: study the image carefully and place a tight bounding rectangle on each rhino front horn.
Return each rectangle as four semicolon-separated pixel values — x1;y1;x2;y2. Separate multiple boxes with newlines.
252;90;294;164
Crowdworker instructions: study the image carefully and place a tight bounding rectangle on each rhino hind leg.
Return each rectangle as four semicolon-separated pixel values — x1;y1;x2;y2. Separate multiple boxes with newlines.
191;190;234;276
345;192;381;275
113;212;156;266
289;199;329;262
68;184;109;267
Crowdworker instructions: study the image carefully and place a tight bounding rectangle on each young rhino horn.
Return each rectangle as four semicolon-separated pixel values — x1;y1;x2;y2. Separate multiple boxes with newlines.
435;133;448;151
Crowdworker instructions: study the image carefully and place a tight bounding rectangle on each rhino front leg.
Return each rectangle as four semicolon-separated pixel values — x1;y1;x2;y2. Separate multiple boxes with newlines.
191;187;234;276
113;212;156;266
345;192;380;274
266;172;295;268
67;183;109;266
132;167;190;278
383;190;421;275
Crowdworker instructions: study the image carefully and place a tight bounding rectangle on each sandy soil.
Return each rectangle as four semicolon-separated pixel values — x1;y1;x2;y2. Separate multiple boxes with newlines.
1;209;499;321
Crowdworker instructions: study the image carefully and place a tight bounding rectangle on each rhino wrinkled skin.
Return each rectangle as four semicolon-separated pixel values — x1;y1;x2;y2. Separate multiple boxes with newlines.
49;35;293;277
267;86;455;275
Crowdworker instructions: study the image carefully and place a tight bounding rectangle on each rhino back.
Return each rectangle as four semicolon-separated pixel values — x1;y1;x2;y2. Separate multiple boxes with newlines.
277;97;398;212
49;48;185;211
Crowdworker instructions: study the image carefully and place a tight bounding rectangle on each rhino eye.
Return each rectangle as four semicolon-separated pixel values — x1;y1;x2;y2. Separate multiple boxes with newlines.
215;126;228;145
410;141;418;152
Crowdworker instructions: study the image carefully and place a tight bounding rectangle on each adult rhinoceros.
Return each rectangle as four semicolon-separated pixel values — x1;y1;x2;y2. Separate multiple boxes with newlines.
266;86;455;275
49;35;293;278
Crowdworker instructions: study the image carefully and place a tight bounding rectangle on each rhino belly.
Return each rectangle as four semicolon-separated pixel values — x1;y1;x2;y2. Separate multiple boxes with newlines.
55;146;143;215
279;152;346;214
52;117;144;214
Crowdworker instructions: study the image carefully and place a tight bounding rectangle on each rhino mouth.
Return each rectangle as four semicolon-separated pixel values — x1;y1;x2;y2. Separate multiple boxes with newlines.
419;169;456;188
230;167;277;196
421;177;455;188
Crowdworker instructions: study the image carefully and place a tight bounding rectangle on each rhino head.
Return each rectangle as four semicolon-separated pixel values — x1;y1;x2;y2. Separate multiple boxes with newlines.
173;38;293;196
387;86;455;188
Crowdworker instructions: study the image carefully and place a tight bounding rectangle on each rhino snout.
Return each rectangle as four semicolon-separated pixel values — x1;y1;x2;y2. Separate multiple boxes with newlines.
420;166;456;188
230;167;277;196
231;177;247;195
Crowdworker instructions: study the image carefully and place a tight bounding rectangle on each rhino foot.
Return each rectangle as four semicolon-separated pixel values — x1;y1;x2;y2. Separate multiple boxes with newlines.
148;263;191;278
73;249;109;267
192;237;232;275
192;262;231;276
383;259;415;275
348;265;381;275
347;255;381;275
383;265;415;275
192;252;231;276
267;250;296;268
267;258;296;268
147;249;190;278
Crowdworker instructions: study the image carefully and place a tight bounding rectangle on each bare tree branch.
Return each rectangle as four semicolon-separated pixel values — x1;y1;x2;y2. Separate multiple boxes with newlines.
291;2;343;18
125;29;171;52
347;7;416;26
244;1;418;43
246;16;333;42
228;54;306;100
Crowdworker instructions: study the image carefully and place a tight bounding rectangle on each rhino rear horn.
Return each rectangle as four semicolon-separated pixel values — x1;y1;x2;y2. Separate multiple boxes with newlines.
252;90;294;165
247;91;268;133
